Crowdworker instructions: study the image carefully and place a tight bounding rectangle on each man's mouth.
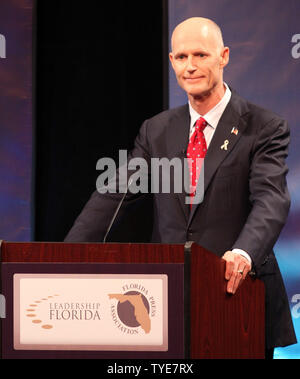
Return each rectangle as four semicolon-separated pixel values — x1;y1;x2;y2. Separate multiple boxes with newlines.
184;76;205;82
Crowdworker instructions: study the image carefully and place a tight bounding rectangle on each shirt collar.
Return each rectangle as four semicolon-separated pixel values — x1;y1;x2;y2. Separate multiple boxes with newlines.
189;82;232;130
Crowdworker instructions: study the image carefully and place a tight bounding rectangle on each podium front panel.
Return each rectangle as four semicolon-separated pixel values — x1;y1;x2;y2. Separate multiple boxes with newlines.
1;243;185;359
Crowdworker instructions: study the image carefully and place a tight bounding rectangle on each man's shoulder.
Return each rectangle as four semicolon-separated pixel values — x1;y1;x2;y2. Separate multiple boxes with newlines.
147;104;189;125
248;101;285;124
232;89;286;124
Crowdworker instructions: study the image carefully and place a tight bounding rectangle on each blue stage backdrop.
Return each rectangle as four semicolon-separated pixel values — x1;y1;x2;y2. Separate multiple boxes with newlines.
168;0;300;359
0;0;33;241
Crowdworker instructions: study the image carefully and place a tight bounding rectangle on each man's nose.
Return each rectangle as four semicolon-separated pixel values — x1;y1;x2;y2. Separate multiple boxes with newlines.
186;55;197;72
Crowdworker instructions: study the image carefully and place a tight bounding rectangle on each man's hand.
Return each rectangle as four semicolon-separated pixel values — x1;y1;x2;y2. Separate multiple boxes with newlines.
222;251;252;294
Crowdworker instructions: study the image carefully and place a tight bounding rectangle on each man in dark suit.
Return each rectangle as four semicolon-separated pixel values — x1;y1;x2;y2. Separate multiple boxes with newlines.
65;17;297;356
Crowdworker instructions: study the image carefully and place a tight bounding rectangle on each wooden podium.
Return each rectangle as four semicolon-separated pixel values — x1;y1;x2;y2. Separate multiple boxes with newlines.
0;241;265;359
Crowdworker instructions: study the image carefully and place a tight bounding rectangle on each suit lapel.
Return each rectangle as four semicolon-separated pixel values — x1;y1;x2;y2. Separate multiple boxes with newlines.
166;105;190;222
188;91;250;226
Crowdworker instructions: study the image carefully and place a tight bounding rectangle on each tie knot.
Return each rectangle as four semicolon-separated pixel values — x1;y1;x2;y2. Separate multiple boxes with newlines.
195;117;207;132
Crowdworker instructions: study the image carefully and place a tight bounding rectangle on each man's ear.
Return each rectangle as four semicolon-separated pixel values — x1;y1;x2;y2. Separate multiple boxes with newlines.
220;47;230;68
169;52;175;70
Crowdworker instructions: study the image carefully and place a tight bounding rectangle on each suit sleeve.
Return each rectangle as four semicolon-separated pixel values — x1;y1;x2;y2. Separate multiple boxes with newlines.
232;117;291;271
64;120;151;242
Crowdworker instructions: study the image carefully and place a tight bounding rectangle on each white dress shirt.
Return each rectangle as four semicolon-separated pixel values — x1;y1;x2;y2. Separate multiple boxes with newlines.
188;83;252;266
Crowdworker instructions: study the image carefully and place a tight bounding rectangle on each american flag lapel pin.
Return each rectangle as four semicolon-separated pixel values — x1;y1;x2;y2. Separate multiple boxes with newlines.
231;127;239;136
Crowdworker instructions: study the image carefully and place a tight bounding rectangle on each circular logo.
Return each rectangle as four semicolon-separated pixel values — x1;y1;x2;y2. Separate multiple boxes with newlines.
117;291;150;328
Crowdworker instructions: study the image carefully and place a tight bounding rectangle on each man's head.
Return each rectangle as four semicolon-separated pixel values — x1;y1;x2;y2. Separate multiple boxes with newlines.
169;17;229;103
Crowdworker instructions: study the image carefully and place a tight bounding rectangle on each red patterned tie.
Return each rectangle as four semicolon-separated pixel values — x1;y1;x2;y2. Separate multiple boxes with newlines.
187;117;208;206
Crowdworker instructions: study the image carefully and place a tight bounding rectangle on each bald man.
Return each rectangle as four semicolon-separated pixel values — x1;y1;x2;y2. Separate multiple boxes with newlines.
65;17;297;357
169;18;252;293
170;18;228;114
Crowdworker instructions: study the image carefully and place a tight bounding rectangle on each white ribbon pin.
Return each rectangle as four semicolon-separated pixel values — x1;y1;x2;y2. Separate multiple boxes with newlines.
221;140;229;151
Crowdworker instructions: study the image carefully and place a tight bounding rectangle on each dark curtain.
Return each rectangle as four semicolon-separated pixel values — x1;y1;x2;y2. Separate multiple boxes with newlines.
35;0;167;242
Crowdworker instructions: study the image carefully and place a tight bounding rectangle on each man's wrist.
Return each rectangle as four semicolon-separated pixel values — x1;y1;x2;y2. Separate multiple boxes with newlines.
232;248;252;267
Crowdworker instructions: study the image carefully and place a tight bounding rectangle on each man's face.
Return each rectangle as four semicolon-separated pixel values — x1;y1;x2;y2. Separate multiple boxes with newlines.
169;26;229;99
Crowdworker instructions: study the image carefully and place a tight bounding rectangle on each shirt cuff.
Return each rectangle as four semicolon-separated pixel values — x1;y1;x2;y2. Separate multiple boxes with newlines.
232;248;252;267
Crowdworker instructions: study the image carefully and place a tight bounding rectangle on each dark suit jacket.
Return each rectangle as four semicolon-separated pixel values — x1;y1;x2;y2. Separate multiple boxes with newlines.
65;89;297;349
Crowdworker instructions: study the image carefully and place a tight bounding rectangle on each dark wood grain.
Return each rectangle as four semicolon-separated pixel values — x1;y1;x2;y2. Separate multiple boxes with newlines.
190;243;265;359
1;242;185;263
